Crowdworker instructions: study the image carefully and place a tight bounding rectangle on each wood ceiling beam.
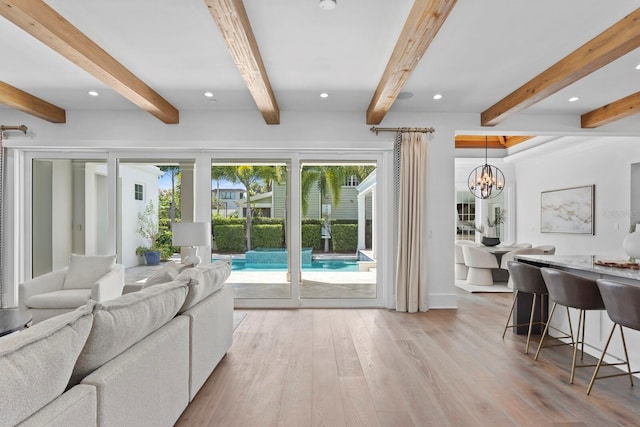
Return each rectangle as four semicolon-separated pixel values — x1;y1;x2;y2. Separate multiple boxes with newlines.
504;136;532;148
366;0;457;125
455;135;532;149
481;7;640;127
0;81;65;123
0;0;178;124
581;91;640;128
205;0;279;125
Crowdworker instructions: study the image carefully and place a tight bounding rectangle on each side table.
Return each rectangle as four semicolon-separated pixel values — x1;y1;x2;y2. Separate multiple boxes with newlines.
0;309;33;337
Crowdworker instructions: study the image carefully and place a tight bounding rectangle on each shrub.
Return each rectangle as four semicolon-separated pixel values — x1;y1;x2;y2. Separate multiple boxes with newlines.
252;217;284;226
302;223;322;251
331;224;358;252
251;224;284;248
214;224;245;252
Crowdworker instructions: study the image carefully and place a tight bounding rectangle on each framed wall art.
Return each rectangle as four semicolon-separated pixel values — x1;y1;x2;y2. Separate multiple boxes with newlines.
540;185;594;234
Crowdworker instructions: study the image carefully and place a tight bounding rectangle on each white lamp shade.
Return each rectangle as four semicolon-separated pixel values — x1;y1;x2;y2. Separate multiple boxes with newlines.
172;222;211;247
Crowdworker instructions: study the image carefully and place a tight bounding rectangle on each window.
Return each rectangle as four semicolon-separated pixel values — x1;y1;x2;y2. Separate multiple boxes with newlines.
345;175;360;187
134;183;144;201
220;191;234;199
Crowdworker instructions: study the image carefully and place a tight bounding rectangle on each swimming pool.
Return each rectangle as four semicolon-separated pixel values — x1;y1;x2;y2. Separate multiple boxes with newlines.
230;258;359;272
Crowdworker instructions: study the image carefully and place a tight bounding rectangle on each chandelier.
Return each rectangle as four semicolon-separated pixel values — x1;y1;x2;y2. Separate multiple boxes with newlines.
468;136;505;199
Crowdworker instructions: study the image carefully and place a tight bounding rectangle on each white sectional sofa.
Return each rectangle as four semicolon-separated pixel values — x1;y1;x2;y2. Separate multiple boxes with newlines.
0;260;232;427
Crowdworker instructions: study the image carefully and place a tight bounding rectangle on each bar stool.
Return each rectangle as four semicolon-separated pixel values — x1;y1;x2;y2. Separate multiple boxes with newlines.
587;279;640;395
536;268;605;384
502;261;549;354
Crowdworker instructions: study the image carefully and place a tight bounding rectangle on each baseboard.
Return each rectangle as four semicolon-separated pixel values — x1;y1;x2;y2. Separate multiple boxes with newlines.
427;292;458;309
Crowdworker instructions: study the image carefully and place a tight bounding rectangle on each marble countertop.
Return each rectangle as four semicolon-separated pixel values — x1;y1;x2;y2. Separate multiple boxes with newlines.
514;254;640;281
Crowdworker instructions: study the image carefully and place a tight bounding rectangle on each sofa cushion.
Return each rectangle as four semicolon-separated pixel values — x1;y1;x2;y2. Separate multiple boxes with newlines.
24;289;92;309
142;261;180;288
63;254;116;290
70;280;189;385
0;303;94;427
177;260;231;312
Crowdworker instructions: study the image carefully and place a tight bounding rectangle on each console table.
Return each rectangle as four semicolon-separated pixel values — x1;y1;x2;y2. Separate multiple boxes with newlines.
0;309;32;337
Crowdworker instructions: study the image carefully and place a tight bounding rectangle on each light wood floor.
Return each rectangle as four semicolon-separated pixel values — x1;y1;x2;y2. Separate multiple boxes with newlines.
176;290;640;426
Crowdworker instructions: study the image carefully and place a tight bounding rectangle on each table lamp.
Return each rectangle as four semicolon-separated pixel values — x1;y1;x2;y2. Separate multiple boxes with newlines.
171;222;211;266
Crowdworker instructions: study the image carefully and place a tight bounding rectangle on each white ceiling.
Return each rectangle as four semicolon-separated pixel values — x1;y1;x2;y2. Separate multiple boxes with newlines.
1;0;639;130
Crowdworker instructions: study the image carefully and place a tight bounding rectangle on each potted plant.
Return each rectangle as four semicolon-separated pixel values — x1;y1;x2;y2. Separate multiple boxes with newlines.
136;200;161;265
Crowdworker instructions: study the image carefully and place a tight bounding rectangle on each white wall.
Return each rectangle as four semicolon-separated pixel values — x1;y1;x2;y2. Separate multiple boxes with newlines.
119;164;162;268
51;160;73;269
513;136;640;257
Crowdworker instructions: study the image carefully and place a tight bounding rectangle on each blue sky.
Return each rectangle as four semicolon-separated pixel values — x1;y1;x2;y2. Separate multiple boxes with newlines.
158;172;245;191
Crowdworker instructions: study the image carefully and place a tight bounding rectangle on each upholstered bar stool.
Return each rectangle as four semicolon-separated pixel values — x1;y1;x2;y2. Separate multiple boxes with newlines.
536;268;605;384
502;261;549;354
587;279;640;395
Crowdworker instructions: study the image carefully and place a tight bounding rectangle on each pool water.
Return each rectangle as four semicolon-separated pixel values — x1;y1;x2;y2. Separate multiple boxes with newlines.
231;259;358;272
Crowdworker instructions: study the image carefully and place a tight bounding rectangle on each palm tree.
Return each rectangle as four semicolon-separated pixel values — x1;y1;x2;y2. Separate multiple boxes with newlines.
301;166;346;252
211;165;234;216
158;166;180;229
223;165;283;250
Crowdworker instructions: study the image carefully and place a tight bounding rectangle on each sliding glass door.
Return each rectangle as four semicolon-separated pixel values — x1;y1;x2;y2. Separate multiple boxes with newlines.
299;162;378;301
212;161;291;300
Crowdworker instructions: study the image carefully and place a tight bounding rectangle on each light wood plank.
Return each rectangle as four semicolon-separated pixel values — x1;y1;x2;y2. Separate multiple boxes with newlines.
0;81;65;123
481;7;640;126
0;0;179;124
581;91;640;128
204;0;280;125
339;377;381;427
311;310;347;427
366;0;458;125
177;296;640;426
455;135;532;149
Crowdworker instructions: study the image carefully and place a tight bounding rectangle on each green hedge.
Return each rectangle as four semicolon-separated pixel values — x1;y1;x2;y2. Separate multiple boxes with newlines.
212;217;245;227
252;217;284;226
251;224;284;248
214;224;245;252
301;223;322;251
331;224;358;252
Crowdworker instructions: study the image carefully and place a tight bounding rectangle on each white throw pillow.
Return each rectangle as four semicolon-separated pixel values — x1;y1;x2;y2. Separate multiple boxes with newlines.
70;280;188;385
143;270;175;288
177;261;232;312
142;261;180;288
63;254;116;290
0;303;94;427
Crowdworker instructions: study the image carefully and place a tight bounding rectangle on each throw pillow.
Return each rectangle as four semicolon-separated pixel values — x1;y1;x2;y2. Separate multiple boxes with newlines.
63;254;116;290
177;261;232;312
142;261;180;288
0;303;94;426
70;280;188;385
142;270;175;288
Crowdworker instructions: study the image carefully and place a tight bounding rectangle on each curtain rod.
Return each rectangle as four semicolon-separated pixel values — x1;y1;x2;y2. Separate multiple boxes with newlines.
369;126;435;135
0;125;28;134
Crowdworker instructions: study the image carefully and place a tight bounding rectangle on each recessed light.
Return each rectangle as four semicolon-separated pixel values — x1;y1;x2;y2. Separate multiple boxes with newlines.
568;96;580;102
397;92;414;100
320;92;329;98
204;91;214;98
433;93;443;100
635;63;640;70
88;90;99;97
319;0;336;11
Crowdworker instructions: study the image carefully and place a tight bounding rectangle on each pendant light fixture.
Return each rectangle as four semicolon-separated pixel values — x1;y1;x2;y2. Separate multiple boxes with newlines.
468;136;505;199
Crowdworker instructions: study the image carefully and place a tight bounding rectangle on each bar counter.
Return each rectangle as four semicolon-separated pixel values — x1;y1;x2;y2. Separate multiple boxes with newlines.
513;254;640;373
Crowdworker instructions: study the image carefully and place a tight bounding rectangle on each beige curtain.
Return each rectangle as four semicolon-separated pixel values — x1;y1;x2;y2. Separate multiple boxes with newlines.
395;131;428;313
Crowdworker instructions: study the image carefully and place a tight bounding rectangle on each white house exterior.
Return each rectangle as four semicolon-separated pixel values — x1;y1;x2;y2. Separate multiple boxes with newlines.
31;160;162;273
